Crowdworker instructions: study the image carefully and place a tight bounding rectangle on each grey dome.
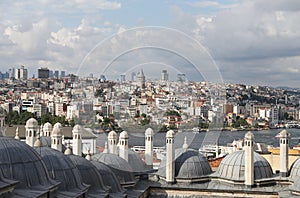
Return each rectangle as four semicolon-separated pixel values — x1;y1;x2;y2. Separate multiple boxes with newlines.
35;147;89;197
68;154;108;196
290;159;300;194
92;153;135;186
157;148;212;179
216;150;273;181
0;137;58;192
90;161;124;193
128;149;151;175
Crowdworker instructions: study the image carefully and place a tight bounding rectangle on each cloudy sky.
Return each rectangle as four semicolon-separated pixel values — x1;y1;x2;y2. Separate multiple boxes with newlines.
0;0;300;87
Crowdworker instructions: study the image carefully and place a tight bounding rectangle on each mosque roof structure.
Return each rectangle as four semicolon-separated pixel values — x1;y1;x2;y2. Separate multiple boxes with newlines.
25;118;38;128
0;137;59;197
90;161;125;194
68;154;109;197
157;148;212;180
34;147;89;197
216;150;273;182
91;153;136;186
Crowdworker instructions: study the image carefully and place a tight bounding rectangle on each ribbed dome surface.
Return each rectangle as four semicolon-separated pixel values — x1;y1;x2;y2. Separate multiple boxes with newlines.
157;148;212;179
128;149;149;174
35;147;89;196
92;153;135;185
290;159;300;184
216;150;273;181
68;154;108;196
0;137;57;190
90;161;124;193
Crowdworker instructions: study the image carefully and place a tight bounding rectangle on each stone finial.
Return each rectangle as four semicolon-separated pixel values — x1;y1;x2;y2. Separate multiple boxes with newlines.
14;127;20;140
182;136;188;150
64;140;72;155
85;149;91;161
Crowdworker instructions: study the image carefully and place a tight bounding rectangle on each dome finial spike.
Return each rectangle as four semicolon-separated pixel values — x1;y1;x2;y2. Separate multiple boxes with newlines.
103;141;108;153
14;127;20;140
182;136;188;150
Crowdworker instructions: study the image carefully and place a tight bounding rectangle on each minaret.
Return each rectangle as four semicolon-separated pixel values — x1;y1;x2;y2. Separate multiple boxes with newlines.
72;125;82;156
108;131;118;155
43;122;52;137
25;118;39;147
14;127;20;140
118;131;128;161
244;131;254;187
280;129;289;177
51;122;62;152
145;128;154;166
166;130;175;184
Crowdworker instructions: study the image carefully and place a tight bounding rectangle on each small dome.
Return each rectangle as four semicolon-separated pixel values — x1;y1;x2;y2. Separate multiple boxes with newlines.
35;147;89;197
119;131;128;139
25;118;38;128
43;122;53;132
68;155;108;196
52;126;62;136
157;148;212;179
216;150;273;181
279;129;289;138
92;153;135;186
245;131;254;140
145;128;154;136
128;149;150;175
72;124;82;134
53;122;62;129
0;137;58;191
289;158;300;180
91;161;124;194
108;131;117;139
166;130;175;138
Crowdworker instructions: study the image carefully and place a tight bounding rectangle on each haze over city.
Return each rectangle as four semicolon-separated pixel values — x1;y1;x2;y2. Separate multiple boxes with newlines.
0;0;300;87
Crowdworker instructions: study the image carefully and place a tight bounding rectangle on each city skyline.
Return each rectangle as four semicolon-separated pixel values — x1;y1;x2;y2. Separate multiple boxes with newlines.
0;0;300;87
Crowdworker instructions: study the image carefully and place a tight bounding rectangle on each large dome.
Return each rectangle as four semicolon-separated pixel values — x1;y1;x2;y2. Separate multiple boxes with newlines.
216;150;273;181
92;153;135;186
289;158;300;193
157;148;212;180
0;137;58;195
68;154;108;197
90;161;124;193
34;147;89;197
128;149;151;175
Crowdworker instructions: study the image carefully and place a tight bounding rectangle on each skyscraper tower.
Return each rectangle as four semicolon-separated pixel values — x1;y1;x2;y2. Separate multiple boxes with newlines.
161;70;168;81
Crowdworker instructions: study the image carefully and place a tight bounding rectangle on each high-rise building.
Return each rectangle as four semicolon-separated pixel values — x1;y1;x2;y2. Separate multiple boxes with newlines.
60;71;66;78
131;72;136;81
177;74;186;82
136;69;145;89
15;65;28;80
54;70;59;78
120;75;125;82
161;70;168;81
38;67;50;79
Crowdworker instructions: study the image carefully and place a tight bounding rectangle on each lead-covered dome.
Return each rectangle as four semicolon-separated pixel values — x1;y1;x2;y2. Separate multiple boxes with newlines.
34;147;89;197
216;150;273;181
290;159;300;193
92;153;135;186
68;155;108;197
0;137;58;193
157;148;212;180
90;161;124;194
